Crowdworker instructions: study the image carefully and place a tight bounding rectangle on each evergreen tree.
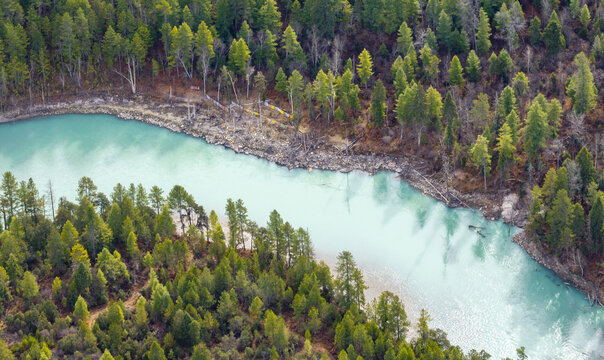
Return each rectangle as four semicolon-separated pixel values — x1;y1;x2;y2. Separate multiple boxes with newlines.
543;11;565;56
275;67;287;93
495;123;516;179
228;38;251;77
397;22;413;54
73;295;89;323
547;189;574;253
566;52;597;114
523;101;548;166
589;196;604;255
466;50;481;82
448;55;464;87
470;135;492;190
195;21;214;93
357;49;374;88
369;79;386;128
575;146;597;191
436;11;453;52
443;91;459;149
528;16;542;46
396;82;427;144
505;110;520;144
259;0;282;33
476;9;492;56
287;70;305;117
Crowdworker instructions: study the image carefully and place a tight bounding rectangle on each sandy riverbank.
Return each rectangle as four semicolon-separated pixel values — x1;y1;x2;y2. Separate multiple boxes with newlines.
0;93;600;305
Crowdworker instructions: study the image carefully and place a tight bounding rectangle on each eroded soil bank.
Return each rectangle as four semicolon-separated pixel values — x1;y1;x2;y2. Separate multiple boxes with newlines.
1;93;601;305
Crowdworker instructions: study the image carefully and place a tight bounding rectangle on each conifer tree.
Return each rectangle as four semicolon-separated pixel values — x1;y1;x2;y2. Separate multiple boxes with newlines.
448;55;464;87
589;196;603;255
524;101;548;166
466;50;481;82
547;189;574;252
397;22;413;54
357;49;374;88
442;91;459;148
528;16;542;45
470;134;492;190
495;123;516;179
370;79;386;127
476;9;492;56
195;21;214;93
259;0;282;33
543;11;565;56
275;67;287;93
566;52;597;114
228;38;251;77
505;110;520;144
436;11;453;52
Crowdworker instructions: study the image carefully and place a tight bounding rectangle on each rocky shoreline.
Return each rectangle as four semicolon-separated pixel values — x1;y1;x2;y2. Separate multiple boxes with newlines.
0;94;601;305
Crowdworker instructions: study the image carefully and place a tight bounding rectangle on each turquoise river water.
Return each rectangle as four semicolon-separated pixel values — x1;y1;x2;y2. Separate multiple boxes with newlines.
0;114;602;359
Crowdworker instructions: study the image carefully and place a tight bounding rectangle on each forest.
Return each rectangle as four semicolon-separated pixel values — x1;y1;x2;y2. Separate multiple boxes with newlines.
0;173;531;359
0;0;602;349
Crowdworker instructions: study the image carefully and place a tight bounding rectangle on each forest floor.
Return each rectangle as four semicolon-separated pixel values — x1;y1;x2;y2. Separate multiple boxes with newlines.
0;82;601;306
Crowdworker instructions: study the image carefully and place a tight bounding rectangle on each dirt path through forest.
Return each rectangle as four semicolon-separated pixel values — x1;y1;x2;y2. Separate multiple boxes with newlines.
86;274;150;329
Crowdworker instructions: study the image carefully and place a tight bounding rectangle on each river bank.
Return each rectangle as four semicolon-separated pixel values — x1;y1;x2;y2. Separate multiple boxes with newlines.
0;93;601;305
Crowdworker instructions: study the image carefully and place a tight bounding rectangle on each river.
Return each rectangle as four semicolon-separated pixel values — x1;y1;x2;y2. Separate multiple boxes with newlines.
0;114;602;359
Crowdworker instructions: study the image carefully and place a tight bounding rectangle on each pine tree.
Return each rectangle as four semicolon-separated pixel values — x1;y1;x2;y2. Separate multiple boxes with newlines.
476;9;492;56
575;146;597;191
145;341;167;360
228;38;251;77
357;49;374;88
436;10;453;52
397;22;413;54
403;44;417;80
282;26;305;66
528;16;542;46
443;91;459;148
566;52;597;114
523;101;548;166
393;67;408;97
73;295;90;322
425;86;443;132
579;5;591;38
470;135;492;190
543;11;565;56
19;271;39;301
495;123;516;179
547;189;574;253
448;55;464;87
259;0;282;33
466;50;481;82
287;70;305;116
275;67;287;93
396;82;427;144
370;79;386;127
495;86;517;131
589;196;604;255
505;109;520;144
195;21;214;93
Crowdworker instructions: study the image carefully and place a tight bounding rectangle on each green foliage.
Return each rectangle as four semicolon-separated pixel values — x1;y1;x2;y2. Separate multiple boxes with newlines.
523;101;548;166
543;11;565;56
369;79;386;127
357;49;374;87
528;16;542;45
476;9;492;56
466;50;481;83
566;52;597;114
448;56;464;87
470;135;492;190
